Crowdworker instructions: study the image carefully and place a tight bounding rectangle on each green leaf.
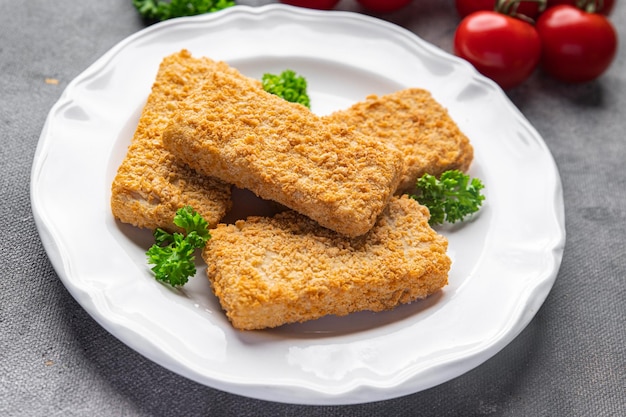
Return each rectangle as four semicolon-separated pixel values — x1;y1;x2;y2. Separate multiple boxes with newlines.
153;228;173;246
173;205;211;246
412;170;485;226
146;233;196;286
262;70;311;108
132;0;235;21
145;206;211;287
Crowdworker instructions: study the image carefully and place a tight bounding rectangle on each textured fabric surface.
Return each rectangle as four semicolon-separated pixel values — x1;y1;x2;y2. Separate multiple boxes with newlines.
1;0;624;416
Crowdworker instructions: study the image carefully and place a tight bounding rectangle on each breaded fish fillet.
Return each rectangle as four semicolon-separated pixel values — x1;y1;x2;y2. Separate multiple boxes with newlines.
110;50;236;231
326;88;474;194
162;68;405;237
203;195;450;330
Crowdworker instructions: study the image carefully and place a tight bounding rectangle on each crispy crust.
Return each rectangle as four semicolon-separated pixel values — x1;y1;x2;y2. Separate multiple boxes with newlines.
111;51;472;232
326;88;474;194
203;195;449;330
162;66;405;237
110;50;235;231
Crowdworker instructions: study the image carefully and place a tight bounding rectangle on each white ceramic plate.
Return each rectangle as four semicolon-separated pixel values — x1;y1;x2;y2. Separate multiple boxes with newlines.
31;4;565;405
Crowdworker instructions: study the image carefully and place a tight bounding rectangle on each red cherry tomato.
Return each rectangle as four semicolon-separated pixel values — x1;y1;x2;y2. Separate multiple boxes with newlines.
454;11;541;89
536;5;618;83
546;0;614;15
455;0;542;19
279;0;340;10
356;0;413;13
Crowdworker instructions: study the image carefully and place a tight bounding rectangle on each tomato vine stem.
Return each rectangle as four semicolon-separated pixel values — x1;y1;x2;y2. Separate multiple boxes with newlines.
575;0;605;13
495;0;546;22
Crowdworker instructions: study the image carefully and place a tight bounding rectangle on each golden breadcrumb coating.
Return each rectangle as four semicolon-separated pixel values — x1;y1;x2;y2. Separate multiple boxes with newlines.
162;66;405;237
110;50;236;231
203;195;450;330
326;88;474;194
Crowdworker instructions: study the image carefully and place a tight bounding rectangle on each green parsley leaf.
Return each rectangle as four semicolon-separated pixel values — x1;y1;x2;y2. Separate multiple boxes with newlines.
173;205;211;246
147;233;197;286
411;170;485;226
146;206;211;287
262;70;311;108
132;0;235;22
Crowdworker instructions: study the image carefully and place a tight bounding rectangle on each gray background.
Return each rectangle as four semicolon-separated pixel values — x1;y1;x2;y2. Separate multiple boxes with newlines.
1;0;624;416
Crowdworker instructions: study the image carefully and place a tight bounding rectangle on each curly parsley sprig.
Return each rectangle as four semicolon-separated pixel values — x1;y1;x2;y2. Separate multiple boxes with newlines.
262;70;311;108
132;0;235;22
411;170;485;226
146;206;211;287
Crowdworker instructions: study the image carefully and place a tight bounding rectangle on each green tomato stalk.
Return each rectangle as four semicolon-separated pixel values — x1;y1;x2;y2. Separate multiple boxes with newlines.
574;0;608;13
496;0;546;22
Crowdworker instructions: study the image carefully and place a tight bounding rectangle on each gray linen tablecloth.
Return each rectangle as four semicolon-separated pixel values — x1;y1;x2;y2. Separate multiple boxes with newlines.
1;0;624;415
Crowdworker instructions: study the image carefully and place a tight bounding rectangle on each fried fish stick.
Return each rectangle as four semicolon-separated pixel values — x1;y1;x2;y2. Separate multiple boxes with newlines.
162;68;405;237
203;195;450;330
326;88;474;194
110;50;238;231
